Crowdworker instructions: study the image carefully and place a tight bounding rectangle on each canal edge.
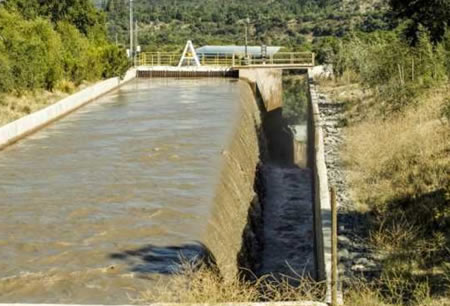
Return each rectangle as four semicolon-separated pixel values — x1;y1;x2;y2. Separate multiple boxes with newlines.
0;69;137;151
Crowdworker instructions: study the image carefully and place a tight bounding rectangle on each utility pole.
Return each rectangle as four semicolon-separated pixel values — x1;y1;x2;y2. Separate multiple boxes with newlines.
244;17;250;65
135;20;138;66
135;21;139;48
129;0;134;61
245;17;250;60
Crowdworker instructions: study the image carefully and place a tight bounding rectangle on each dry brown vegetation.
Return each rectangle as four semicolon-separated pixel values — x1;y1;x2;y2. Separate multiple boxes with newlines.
319;75;450;305
137;263;324;304
0;81;89;126
336;84;449;211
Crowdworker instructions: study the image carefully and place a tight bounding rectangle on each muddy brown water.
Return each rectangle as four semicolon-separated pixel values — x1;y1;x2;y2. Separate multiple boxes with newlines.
0;78;240;304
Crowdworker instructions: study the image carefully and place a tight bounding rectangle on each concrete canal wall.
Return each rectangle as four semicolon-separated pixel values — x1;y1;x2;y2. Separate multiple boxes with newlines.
204;80;267;280
206;69;339;303
204;69;291;281
0;69;136;150
307;75;342;304
239;69;283;112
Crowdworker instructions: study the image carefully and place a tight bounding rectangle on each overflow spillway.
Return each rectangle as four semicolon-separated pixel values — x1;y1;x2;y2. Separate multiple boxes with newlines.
203;78;316;282
0;71;326;304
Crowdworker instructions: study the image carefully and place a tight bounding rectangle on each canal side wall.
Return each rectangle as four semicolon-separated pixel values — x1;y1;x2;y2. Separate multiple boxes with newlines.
307;75;342;304
239;69;283;112
0;69;136;150
205;80;267;280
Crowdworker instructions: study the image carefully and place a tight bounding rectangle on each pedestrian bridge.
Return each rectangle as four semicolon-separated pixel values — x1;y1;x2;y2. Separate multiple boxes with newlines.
135;41;315;78
137;51;315;70
136;51;315;78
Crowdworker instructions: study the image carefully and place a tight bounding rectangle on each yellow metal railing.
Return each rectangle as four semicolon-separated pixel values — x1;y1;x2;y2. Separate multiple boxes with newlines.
137;52;180;66
137;52;315;67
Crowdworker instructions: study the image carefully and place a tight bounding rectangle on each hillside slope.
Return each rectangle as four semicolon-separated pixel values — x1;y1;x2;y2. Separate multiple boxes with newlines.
100;0;390;51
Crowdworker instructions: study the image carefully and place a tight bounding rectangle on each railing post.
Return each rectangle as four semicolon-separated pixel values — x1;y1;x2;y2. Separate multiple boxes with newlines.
331;186;338;306
312;52;315;67
232;53;235;67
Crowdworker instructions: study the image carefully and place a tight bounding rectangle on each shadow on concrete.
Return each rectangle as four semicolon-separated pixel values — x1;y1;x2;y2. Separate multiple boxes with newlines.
109;242;217;275
263;107;295;166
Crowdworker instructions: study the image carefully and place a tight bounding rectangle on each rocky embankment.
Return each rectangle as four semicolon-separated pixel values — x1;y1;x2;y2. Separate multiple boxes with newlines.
315;88;381;282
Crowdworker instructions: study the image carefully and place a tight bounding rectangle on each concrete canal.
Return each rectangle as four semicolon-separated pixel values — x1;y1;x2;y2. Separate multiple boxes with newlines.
0;74;319;304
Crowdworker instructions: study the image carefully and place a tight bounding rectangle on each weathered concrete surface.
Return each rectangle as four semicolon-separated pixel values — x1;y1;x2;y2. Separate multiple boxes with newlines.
137;66;237;77
205;81;265;280
307;76;343;304
316;89;381;282
308;65;333;79
239;69;283;112
138;66;231;72
0;69;136;150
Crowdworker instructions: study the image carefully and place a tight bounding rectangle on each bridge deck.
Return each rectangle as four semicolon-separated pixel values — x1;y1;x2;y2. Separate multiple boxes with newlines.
232;64;313;69
136;51;315;70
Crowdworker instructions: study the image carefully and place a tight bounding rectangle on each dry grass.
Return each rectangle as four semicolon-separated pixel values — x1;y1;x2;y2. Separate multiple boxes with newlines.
0;80;89;126
333;81;450;303
137;262;324;304
344;274;450;306
137;263;449;305
343;85;449;210
316;74;450;304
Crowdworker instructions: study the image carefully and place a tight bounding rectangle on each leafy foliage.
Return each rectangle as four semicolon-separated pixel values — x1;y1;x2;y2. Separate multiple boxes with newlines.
282;76;309;124
322;27;449;112
6;0;106;35
102;0;390;52
0;1;129;94
389;0;450;44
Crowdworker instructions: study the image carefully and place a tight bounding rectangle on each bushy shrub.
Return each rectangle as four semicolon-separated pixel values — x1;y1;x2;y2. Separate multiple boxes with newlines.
0;44;13;92
57;21;92;84
0;4;128;94
0;10;63;92
101;44;130;79
331;27;449;111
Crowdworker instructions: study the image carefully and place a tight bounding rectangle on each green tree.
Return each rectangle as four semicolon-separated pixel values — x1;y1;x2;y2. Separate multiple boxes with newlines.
389;0;450;44
7;0;106;35
0;43;13;92
0;2;128;94
101;44;130;78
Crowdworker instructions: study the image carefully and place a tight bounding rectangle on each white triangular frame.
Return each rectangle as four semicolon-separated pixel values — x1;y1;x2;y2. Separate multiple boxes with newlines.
178;40;201;67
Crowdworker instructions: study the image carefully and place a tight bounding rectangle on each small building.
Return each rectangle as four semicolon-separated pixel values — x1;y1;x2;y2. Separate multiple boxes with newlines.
196;45;282;58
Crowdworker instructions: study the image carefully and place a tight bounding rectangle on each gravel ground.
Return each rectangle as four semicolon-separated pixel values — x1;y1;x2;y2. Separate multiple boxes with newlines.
315;88;381;283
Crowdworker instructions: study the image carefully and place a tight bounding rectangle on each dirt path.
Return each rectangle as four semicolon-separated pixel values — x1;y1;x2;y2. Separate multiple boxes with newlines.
259;164;315;280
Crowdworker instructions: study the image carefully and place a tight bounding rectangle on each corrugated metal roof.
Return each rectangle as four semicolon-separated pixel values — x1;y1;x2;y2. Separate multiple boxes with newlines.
196;45;282;56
